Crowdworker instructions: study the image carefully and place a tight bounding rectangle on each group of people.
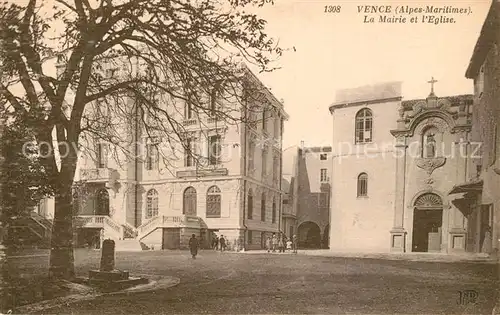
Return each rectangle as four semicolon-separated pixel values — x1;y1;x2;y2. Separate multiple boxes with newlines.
211;235;227;251
266;233;297;253
188;232;299;259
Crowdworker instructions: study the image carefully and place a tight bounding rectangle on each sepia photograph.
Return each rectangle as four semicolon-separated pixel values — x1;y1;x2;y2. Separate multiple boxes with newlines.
0;0;499;314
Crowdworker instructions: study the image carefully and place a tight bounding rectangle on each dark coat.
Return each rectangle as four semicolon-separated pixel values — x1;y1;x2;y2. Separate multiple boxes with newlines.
189;237;199;255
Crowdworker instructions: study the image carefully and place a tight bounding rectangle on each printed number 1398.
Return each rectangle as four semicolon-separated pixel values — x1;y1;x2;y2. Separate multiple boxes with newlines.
324;5;341;13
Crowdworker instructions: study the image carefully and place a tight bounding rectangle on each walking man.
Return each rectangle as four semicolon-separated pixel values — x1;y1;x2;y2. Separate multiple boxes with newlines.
220;235;226;251
189;234;199;259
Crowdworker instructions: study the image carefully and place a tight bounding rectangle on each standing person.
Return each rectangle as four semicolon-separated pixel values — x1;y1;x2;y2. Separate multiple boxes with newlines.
220;235;226;251
278;234;284;253
189;234;199;259
211;236;217;250
265;236;272;253
272;233;278;252
286;238;292;252
292;234;298;254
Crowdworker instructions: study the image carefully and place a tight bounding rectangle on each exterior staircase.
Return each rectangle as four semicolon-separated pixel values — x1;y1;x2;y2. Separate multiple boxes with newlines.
8;212;53;248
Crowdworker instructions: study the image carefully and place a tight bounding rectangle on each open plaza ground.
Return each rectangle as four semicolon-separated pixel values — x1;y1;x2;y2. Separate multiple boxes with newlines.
7;248;500;314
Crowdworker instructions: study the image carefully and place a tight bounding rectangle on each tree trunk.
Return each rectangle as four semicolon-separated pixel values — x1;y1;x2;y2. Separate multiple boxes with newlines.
49;183;75;280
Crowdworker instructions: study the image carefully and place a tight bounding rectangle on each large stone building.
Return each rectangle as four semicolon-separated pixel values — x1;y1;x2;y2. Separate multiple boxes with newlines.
449;0;500;257
282;145;331;248
328;81;487;254
73;65;289;250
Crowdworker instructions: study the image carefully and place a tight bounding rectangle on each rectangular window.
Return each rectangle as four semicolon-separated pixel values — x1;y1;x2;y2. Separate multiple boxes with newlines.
289;226;294;238
208;135;222;165
247;230;253;245
274;117;280;138
262;147;268;178
146;142;159;170
262;106;267;131
97;142;108;168
320;153;327;160
185;102;193;119
184;138;195;167
247;140;255;174
272;156;279;183
261;198;266;222
320;168;328;182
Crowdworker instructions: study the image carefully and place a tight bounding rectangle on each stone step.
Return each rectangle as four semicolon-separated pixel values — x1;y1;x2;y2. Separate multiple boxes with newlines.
114;239;143;252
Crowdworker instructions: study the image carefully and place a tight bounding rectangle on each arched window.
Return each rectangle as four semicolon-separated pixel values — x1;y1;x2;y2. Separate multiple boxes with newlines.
247;189;253;219
206;186;221;218
357;173;368;197
96;189;109;215
146;189;159;219
183;187;197;215
272;198;277;223
414;193;443;209
355;108;373;144
261;193;266;222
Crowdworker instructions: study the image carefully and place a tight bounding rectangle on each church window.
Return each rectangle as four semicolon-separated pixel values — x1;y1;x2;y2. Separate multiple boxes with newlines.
320;168;328;182
320;153;327;160
183;187;197;215
206;186;221;218
355;109;373;144
146;189;159;219
357;173;368;197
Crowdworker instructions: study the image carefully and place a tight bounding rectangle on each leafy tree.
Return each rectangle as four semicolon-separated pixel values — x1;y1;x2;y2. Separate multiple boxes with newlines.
0;0;283;279
0;114;54;227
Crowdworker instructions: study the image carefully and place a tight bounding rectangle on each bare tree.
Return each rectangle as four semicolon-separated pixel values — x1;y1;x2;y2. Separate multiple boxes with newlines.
0;0;284;279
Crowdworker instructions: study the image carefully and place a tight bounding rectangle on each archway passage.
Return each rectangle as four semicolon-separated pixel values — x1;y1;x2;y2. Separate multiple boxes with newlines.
298;221;321;249
412;193;443;253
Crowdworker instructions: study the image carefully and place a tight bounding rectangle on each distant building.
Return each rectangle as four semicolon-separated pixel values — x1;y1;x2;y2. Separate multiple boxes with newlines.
449;0;500;257
329;81;481;254
282;145;331;248
73;65;289;251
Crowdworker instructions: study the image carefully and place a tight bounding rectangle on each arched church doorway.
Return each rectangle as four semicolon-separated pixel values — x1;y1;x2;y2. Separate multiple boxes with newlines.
322;224;330;249
411;193;444;253
298;221;321;248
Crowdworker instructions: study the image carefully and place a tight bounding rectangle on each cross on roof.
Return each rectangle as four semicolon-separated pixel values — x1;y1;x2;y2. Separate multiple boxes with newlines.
427;76;438;95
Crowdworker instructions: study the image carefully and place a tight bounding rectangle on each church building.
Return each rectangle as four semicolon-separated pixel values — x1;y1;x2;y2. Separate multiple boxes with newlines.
329;80;480;254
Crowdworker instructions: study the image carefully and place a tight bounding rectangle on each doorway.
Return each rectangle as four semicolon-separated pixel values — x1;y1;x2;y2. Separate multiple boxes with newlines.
412;209;443;252
162;228;180;249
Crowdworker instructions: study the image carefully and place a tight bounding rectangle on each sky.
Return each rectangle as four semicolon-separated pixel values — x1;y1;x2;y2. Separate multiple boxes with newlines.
248;0;491;150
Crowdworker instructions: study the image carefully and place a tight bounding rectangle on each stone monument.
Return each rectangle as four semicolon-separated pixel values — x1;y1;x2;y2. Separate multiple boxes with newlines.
88;239;147;291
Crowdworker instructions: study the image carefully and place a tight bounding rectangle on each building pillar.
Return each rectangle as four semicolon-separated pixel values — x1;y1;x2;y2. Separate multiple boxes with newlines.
390;135;407;252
